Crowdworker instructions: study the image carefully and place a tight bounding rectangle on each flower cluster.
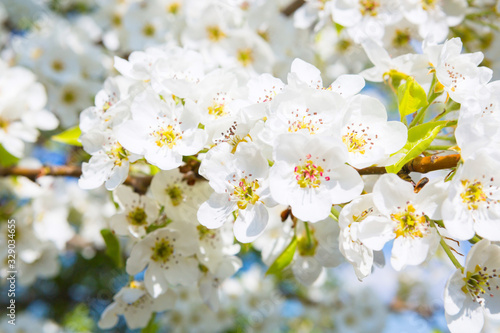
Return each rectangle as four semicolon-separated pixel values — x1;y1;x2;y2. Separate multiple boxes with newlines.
2;1;500;332
78;33;500;331
0;59;58;158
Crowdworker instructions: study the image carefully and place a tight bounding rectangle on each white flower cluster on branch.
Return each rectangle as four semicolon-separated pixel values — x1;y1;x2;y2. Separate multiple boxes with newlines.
74;30;500;332
2;0;500;332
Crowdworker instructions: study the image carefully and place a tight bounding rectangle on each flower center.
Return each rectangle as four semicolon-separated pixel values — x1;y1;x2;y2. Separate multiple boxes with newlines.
337;39;352;53
206;25;226;42
461;180;487;210
360;0;380;16
51;60;65;72
111;13;122;27
343;131;368;154
288;117;319;134
297;233;318;256
443;62;463;92
127;207;148;226
166;184;184;206
142;23;156;37
62;89;76;105
108;143;129;166
421;0;437;11
294;157;329;189
462;264;499;304
151;238;174;263
0;117;9;130
153;125;182;148
391;204;428;238
197;225;217;240
237;48;253;67
167;2;180;14
393;29;411;47
208;102;227;118
233;178;260;210
102;101;111;112
129;281;143;289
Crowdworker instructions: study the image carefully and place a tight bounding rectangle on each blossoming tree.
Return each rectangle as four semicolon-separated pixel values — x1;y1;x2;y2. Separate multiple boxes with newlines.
1;0;500;332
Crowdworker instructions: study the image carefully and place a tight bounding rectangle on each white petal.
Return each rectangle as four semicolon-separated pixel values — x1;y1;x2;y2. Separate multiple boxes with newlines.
110;214;130;236
445;300;484;333
152;289;177;311
105;164;129;190
177;129;207;156
325;164;363;204
145;264;168;298
356;216;395;251
78;157;114;190
290;58;322;87
233;204;269;243
197;193;236;229
164;257;199;286
115;120;148;155
289;187;332;223
145;146;183;170
126;242;150;275
330;74;365;97
292;256;323;286
442;198;476;241
98;303;121;329
391;236;436;271
444;269;467;316
474;216;500;241
373;173;414;217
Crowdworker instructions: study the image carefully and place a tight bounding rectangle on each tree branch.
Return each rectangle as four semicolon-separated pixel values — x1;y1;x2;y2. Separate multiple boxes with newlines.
282;0;305;17
403;154;461;174
0;165;152;194
356;154;461;175
0;154;461;194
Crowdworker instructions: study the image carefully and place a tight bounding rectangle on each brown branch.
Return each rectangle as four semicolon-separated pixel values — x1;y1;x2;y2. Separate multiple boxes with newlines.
281;0;305;17
0;165;82;179
0;165;152;194
403;154;461;174
356;166;386;175
356;154;461;175
0;154;461;194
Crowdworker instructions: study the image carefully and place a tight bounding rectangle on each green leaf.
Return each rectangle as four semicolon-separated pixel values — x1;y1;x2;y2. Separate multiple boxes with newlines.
385;121;450;174
62;304;95;333
397;77;428;118
383;69;409;89
0;144;20;167
100;229;123;268
149;164;161;175
265;237;297;276
51;126;82;146
141;313;159;333
334;23;344;34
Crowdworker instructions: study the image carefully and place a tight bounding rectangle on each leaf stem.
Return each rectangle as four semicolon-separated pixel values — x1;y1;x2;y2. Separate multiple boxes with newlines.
430;220;463;270
330;206;340;222
469;235;483;244
435;135;456;142
432;100;460;122
409;93;439;127
304;221;313;247
439;237;463;270
409;75;440;127
427;145;454;150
